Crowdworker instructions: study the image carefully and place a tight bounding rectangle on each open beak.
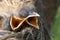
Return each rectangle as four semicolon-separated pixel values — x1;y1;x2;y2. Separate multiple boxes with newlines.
10;16;24;31
10;12;40;31
26;12;40;29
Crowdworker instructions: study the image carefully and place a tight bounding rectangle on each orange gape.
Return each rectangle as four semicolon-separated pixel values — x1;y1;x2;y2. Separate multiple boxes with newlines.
26;17;39;29
10;12;40;31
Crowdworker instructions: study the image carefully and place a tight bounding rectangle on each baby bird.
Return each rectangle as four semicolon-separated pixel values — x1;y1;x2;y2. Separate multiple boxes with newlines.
0;7;40;32
10;7;40;31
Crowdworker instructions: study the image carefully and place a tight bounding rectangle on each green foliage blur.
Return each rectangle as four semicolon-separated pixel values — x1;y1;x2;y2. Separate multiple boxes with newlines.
51;7;60;40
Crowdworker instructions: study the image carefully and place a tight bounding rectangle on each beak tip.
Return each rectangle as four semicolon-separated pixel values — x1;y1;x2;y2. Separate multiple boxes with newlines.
32;12;40;17
36;26;40;30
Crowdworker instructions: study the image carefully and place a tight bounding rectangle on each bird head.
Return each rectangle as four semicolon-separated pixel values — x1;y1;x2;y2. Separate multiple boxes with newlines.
10;7;40;31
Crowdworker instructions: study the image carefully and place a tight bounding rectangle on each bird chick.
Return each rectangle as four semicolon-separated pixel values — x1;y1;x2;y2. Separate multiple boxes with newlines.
10;7;40;31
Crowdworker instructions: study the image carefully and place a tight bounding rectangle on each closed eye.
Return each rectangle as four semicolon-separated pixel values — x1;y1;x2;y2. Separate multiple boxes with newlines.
26;1;30;3
0;16;3;20
0;0;2;2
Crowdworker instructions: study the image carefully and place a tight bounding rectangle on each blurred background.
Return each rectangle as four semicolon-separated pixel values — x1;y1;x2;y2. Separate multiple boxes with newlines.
51;6;60;40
